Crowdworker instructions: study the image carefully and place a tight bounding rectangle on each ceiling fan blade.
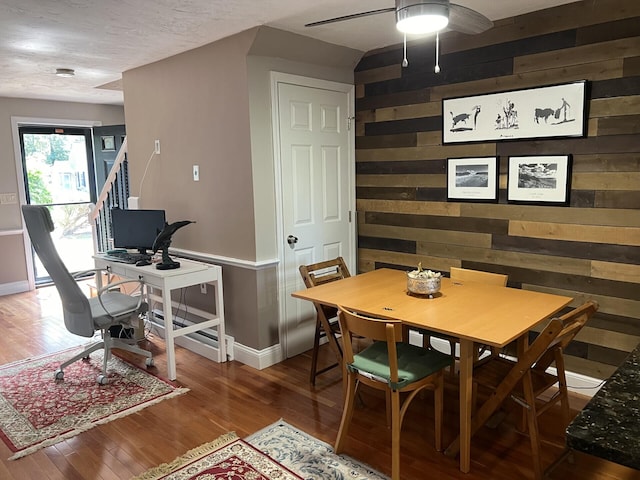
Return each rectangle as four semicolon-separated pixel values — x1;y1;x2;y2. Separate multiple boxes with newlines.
305;7;396;27
449;3;493;34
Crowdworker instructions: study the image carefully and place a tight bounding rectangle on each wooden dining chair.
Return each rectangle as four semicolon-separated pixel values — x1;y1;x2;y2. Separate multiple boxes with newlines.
334;306;451;480
448;300;598;480
424;267;508;375
298;257;351;385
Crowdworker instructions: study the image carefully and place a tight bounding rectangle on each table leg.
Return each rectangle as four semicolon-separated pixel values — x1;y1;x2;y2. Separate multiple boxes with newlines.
214;279;227;362
162;286;177;380
458;339;474;472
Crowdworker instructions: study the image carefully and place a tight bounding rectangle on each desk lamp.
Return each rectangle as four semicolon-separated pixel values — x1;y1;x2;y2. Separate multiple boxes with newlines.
152;220;194;270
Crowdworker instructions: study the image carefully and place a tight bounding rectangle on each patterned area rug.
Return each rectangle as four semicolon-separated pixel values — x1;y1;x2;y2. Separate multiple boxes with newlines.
132;433;304;480
246;420;390;480
0;347;188;460
134;421;388;480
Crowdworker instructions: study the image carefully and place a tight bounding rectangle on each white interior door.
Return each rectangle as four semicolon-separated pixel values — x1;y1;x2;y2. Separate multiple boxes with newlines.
276;79;354;359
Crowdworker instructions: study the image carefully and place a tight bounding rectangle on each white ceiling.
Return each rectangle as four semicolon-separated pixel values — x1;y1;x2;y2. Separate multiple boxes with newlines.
0;0;579;105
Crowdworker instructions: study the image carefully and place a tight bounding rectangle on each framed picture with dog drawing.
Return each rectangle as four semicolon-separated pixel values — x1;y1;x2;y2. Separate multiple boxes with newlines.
442;80;587;144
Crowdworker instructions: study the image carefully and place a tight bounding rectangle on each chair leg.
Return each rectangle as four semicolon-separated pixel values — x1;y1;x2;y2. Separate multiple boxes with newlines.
447;339;457;377
522;372;544;480
59;340;105;371
390;390;401;480
434;373;443;451
335;373;358;454
310;319;322;385
555;350;571;426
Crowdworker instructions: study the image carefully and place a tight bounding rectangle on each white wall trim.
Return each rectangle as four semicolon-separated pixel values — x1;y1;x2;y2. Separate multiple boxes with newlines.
0;229;23;236
0;281;30;296
170;247;279;270
232;342;283;370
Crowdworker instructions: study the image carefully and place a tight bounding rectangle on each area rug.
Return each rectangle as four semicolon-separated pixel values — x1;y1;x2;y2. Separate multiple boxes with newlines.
0;347;189;460
246;420;390;480
132;432;304;480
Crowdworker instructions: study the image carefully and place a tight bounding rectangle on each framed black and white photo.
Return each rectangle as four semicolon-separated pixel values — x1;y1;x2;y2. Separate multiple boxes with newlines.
442;80;587;144
447;157;498;202
507;155;572;205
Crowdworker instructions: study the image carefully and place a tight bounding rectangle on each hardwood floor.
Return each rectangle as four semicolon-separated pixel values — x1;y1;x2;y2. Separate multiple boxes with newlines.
0;286;637;480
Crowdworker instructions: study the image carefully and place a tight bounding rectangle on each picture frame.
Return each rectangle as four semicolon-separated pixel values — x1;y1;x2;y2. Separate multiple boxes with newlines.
101;135;115;151
507;155;572;205
442;80;587;144
447;156;498;202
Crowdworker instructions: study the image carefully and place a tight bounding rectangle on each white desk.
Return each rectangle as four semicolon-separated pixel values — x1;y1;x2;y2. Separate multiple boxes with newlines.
94;256;227;380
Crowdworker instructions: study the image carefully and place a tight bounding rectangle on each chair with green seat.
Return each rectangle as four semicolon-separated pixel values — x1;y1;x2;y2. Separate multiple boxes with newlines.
334;306;451;480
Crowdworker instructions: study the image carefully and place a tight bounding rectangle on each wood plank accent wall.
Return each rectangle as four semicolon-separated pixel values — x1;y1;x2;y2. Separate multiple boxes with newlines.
354;0;640;380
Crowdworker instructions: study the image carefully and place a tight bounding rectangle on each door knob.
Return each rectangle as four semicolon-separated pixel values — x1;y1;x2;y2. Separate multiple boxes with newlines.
287;235;298;245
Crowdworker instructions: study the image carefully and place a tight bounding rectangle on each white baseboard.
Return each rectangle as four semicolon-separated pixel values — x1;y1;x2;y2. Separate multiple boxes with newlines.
233;342;283;370
0;281;30;296
409;330;602;398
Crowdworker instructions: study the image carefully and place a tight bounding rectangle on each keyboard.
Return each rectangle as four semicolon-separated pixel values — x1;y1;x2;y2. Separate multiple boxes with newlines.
101;252;152;264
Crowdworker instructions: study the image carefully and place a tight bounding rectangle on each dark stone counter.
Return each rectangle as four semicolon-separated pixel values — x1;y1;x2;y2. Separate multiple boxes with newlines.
566;342;640;470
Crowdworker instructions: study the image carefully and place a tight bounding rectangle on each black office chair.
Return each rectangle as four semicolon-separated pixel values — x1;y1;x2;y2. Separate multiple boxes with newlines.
21;205;154;384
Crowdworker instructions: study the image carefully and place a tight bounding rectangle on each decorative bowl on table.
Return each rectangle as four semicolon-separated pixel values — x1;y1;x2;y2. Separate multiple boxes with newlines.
407;265;442;297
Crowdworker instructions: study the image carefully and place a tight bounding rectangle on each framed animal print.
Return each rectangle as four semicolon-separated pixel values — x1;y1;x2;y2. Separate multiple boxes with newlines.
442;81;587;144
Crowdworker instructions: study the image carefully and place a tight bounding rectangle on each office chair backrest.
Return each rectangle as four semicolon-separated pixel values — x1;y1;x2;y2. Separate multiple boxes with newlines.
21;205;94;337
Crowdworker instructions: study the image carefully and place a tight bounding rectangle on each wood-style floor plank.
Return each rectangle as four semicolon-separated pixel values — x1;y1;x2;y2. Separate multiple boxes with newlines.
0;286;637;480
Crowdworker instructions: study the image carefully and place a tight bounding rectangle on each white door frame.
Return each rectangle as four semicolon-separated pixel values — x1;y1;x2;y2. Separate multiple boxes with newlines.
270;72;356;359
11;116;101;290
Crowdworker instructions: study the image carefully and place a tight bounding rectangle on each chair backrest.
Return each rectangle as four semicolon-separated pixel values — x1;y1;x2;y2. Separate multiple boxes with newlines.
21;205;94;337
493;301;598;393
338;306;404;385
450;267;508;286
299;257;351;289
532;300;598;374
299;257;351;317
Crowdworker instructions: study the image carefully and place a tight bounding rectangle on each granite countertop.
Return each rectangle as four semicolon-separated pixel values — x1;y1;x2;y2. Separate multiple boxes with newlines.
566;342;640;470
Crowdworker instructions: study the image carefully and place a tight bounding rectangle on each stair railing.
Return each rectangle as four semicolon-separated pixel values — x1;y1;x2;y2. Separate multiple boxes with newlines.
89;136;130;253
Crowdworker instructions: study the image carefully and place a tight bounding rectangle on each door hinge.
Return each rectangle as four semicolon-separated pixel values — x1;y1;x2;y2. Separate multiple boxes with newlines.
349;211;352;222
347;115;356;130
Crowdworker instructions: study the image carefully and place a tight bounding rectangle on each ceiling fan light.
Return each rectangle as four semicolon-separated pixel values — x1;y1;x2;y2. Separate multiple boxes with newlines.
396;2;449;34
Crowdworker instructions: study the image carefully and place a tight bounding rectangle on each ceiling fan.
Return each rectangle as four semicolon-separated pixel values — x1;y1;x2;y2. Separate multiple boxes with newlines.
305;0;493;72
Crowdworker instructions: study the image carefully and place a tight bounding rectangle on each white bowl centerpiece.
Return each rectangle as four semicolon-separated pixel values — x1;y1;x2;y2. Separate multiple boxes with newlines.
407;263;442;297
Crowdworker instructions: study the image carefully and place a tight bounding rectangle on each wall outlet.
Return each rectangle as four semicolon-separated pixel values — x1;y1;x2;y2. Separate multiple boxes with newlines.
200;283;207;294
193;165;199;181
128;196;140;209
154;139;161;154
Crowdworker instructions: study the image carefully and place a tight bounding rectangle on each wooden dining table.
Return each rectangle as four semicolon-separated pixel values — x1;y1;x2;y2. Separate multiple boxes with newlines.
292;268;573;473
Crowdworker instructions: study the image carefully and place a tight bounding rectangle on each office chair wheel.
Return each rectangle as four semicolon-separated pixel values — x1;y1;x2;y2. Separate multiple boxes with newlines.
145;357;154;367
54;369;64;380
97;374;109;385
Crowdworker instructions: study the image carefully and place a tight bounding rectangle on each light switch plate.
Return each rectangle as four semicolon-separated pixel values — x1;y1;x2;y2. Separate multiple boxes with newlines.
193;165;199;181
0;193;17;204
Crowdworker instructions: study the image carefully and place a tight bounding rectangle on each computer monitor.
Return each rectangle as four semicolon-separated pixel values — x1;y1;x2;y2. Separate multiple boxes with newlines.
110;208;166;254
